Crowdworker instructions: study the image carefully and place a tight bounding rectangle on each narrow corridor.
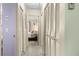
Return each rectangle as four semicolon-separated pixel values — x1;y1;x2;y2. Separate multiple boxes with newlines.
1;3;79;56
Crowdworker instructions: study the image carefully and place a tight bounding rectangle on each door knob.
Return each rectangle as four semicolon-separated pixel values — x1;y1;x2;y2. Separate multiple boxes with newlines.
13;35;15;38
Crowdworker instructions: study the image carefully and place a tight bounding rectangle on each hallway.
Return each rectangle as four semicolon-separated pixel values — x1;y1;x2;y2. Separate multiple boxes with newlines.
1;3;79;56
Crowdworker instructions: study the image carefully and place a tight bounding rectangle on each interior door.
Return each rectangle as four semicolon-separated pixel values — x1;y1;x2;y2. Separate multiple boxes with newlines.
2;3;17;56
44;3;64;56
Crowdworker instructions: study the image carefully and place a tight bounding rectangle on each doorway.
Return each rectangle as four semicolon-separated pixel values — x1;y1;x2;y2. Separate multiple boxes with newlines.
27;16;38;42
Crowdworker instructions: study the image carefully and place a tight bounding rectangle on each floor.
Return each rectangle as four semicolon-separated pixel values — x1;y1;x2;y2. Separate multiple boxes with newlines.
24;41;44;56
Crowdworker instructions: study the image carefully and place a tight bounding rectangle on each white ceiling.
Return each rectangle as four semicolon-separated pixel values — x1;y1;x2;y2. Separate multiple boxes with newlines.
25;3;42;10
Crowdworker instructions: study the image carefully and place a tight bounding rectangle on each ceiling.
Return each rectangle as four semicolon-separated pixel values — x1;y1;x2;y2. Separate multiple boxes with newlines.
25;3;42;10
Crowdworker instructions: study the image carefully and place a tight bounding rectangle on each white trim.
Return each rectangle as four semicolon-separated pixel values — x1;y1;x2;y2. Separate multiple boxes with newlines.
55;3;65;56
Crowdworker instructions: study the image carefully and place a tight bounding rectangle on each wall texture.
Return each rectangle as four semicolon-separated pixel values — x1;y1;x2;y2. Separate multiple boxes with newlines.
65;3;79;56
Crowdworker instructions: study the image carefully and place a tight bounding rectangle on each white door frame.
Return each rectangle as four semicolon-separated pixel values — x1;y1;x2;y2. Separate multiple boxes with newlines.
16;5;24;55
19;6;24;55
55;3;65;56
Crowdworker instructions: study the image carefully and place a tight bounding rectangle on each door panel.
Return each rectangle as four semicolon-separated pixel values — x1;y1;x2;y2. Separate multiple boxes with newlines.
2;3;17;56
50;4;56;56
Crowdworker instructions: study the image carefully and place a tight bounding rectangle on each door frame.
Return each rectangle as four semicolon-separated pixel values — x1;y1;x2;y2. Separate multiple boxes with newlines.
19;6;24;55
16;4;24;55
55;3;65;56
